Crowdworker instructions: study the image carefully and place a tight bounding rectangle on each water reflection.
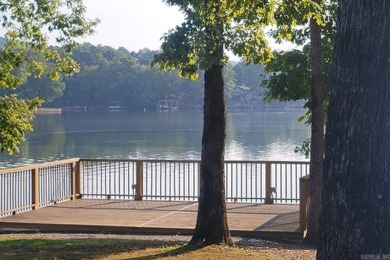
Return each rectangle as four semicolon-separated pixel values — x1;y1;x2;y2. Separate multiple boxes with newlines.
226;112;309;161
0;110;310;168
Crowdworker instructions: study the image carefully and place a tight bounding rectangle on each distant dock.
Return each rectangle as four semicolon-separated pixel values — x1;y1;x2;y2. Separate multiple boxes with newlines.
34;108;62;114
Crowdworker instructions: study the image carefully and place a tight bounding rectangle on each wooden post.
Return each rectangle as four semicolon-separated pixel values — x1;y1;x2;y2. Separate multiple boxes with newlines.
32;168;40;210
71;160;81;200
75;160;81;198
135;160;143;201
265;162;274;204
299;175;310;233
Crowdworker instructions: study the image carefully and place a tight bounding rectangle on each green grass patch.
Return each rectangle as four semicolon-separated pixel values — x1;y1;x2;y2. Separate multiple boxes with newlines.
0;235;315;259
0;238;75;249
106;244;274;259
0;237;178;259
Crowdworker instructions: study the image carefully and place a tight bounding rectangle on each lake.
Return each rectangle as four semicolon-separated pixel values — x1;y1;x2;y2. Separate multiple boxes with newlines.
0;109;310;169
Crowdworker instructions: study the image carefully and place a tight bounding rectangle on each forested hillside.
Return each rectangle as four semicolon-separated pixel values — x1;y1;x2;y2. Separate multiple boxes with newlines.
1;42;269;110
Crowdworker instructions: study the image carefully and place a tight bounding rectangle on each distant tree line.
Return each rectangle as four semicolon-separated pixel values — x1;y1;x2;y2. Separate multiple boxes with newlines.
0;41;267;111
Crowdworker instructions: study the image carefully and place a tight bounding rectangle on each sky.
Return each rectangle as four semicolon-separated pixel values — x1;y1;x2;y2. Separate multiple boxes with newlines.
0;0;296;59
82;0;184;52
81;0;297;59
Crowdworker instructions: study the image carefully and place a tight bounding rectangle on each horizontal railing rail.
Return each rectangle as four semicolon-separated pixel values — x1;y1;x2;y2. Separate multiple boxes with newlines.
0;158;80;217
1;158;310;218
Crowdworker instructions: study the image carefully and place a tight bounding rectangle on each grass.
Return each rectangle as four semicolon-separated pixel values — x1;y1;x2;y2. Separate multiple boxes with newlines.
0;236;280;260
105;244;273;260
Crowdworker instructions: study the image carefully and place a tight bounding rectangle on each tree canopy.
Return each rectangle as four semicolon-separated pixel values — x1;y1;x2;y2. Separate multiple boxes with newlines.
0;0;98;154
2;44;269;112
153;0;279;78
262;0;336;106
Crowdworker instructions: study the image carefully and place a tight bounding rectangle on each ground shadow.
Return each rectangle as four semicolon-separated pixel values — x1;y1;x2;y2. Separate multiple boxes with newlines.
253;211;300;232
126;243;206;260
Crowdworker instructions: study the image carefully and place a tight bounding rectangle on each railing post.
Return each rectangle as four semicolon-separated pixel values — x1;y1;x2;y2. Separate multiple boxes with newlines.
32;168;40;210
300;175;310;233
71;160;81;200
76;161;81;197
265;162;274;204
135;160;143;201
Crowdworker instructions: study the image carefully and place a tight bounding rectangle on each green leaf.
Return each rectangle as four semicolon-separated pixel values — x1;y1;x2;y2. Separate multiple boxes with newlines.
0;0;98;153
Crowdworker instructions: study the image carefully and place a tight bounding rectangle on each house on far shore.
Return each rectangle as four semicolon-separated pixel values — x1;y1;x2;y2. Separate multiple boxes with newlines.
157;99;179;112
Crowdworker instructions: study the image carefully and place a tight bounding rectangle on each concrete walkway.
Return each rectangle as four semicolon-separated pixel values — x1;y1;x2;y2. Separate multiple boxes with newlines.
0;200;301;240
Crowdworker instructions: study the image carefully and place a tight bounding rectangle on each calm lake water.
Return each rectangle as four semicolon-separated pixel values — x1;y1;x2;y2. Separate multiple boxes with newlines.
0;109;310;169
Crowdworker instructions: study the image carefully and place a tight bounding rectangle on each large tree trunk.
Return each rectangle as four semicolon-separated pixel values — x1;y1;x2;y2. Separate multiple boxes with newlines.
190;64;234;245
303;0;325;246
190;4;233;245
318;1;390;258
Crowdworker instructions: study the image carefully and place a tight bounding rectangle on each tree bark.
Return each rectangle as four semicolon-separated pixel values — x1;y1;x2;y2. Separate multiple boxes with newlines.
303;0;325;246
190;3;233;245
318;1;390;258
190;63;234;246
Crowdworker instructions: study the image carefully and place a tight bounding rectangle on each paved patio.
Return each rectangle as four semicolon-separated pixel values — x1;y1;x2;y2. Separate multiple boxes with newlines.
0;200;302;240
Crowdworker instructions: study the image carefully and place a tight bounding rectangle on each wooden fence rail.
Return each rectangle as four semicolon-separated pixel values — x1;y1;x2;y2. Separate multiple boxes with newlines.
0;158;310;231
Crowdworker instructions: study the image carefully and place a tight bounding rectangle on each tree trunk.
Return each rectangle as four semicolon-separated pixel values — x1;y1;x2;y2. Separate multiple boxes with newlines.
190;64;234;246
303;0;325;246
318;1;390;258
190;4;233;245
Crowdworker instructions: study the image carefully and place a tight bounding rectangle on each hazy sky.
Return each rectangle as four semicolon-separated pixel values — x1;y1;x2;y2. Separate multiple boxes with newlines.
82;0;184;52
81;0;296;56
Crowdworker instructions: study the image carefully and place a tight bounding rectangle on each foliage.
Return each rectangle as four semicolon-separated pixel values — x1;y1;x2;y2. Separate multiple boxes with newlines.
262;0;336;157
152;0;323;106
54;45;206;109
130;48;160;66
16;76;65;103
0;95;42;154
263;10;335;101
0;0;98;88
27;44;251;110
153;1;284;77
294;137;311;158
263;47;311;103
262;0;336;104
0;0;98;154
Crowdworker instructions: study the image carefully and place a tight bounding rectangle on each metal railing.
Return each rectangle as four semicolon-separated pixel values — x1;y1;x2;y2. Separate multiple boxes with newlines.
271;161;310;203
225;161;266;202
78;159;309;203
79;159;201;201
142;160;200;200
1;158;310;216
0;158;80;217
80;159;137;199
